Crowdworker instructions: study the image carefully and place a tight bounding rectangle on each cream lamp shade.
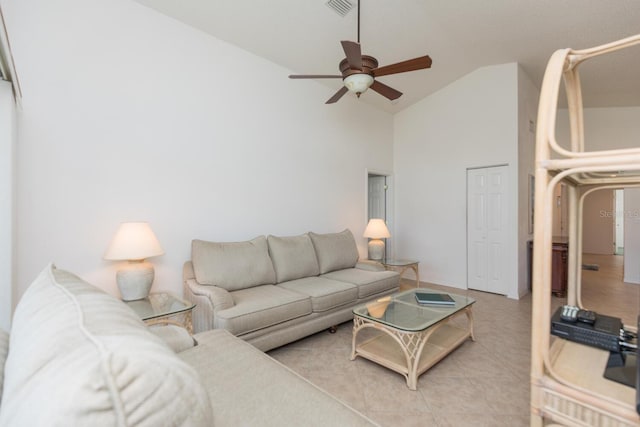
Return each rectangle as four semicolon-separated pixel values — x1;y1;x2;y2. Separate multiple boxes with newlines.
104;222;164;301
363;219;390;261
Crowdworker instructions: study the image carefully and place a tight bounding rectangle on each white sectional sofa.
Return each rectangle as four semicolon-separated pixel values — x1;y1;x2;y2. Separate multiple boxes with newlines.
0;264;379;426
183;229;400;351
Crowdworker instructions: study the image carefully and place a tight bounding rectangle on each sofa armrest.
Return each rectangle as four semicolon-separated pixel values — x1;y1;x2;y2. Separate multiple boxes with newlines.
355;260;386;272
184;278;235;333
184;261;235;334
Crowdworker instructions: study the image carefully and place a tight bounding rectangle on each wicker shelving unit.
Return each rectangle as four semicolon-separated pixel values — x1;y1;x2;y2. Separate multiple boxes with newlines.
530;35;640;426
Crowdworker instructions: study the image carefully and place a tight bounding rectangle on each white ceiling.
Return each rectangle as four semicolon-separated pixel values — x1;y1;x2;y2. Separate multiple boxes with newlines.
134;0;640;113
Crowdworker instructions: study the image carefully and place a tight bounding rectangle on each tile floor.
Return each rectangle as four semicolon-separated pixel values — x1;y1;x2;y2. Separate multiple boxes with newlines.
268;254;639;427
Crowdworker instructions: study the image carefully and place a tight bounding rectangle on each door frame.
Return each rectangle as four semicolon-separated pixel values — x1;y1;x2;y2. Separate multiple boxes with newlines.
614;189;624;255
365;168;394;258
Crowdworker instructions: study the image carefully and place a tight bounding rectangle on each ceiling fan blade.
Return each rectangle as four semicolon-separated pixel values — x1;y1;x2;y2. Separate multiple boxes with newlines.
341;40;362;70
370;80;402;101
373;55;432;78
326;86;349;104
289;74;343;79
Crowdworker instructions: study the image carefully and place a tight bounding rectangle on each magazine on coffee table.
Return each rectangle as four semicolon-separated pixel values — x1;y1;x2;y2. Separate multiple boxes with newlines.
415;292;456;306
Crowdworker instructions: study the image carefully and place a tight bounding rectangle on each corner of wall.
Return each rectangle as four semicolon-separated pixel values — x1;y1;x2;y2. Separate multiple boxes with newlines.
0;80;15;330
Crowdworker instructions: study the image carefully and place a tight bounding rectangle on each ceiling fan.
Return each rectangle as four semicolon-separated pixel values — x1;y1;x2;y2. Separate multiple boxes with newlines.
289;0;432;104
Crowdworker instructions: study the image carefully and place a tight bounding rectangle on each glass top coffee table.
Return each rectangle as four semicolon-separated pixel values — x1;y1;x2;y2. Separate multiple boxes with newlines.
351;288;475;390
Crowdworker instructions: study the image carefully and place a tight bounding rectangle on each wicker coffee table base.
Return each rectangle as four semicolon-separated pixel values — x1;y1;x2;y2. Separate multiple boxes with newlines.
350;307;474;390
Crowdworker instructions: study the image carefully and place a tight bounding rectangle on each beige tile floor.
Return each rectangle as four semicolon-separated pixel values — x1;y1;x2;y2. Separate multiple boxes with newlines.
268;254;639;427
581;253;640;326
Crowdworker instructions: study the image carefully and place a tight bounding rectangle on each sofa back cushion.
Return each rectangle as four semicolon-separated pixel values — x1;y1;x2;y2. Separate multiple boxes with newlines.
267;234;320;283
0;264;212;427
309;229;359;274
192;236;276;291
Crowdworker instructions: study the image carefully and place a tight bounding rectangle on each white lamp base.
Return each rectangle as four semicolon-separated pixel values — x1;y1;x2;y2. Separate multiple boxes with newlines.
116;260;154;301
368;239;385;261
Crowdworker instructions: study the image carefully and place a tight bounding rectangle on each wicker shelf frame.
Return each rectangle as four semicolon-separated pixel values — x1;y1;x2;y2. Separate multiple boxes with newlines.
530;34;640;426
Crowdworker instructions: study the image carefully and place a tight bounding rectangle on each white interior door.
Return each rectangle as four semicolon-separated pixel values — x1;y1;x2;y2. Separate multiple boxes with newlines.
467;166;508;294
368;174;388;257
368;175;386;220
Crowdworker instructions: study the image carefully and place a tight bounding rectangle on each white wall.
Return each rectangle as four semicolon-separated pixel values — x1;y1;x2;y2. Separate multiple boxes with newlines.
517;66;539;296
5;0;394;300
557;107;640;281
0;80;15;330
582;189;614;255
624;188;640;284
393;63;520;298
557;107;640;152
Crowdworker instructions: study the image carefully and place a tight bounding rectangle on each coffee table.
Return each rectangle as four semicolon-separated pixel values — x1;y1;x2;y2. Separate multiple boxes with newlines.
351;288;475;390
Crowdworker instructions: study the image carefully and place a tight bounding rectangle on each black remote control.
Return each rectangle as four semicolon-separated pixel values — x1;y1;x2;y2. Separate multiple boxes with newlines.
577;309;597;325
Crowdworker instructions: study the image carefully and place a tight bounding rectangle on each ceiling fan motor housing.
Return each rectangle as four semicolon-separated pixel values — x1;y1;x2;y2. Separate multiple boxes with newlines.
339;55;378;77
339;55;378;95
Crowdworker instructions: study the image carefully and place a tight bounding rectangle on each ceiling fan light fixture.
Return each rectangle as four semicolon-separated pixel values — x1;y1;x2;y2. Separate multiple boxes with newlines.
344;73;374;96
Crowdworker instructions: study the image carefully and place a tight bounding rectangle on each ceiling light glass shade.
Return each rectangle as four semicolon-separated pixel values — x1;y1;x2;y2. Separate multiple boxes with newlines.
344;73;374;94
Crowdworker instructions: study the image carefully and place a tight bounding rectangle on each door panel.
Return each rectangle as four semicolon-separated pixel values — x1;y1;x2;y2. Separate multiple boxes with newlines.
467;166;508;294
368;175;386;220
472;241;487;281
367;174;389;258
467;169;488;291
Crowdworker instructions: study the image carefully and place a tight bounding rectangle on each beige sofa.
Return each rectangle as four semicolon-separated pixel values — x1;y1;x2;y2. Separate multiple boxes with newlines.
183;230;400;351
0;264;378;426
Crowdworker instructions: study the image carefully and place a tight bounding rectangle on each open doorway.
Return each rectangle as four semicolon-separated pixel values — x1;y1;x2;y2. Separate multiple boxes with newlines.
367;172;392;258
614;189;624;255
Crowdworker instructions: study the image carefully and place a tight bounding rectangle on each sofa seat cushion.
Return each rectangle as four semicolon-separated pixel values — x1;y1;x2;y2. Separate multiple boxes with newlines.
0;264;212;427
180;329;377;427
309;229;359;274
192;236;276;291
322;268;399;298
268;233;320;283
278;277;358;312
216;285;312;336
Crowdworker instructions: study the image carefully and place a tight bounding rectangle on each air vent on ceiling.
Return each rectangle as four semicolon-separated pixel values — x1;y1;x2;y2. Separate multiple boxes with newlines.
326;0;354;17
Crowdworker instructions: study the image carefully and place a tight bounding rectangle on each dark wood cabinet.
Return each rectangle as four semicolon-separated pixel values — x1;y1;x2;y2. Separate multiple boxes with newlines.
528;238;568;297
551;241;568;297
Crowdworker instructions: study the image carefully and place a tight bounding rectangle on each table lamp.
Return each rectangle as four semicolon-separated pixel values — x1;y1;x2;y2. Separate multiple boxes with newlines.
363;218;390;261
104;222;164;301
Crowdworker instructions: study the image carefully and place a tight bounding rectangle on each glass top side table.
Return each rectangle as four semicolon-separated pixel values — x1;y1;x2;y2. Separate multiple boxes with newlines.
380;259;420;288
124;292;195;334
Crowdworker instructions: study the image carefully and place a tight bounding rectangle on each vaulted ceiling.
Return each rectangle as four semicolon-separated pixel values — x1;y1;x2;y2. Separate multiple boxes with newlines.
134;0;640;113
